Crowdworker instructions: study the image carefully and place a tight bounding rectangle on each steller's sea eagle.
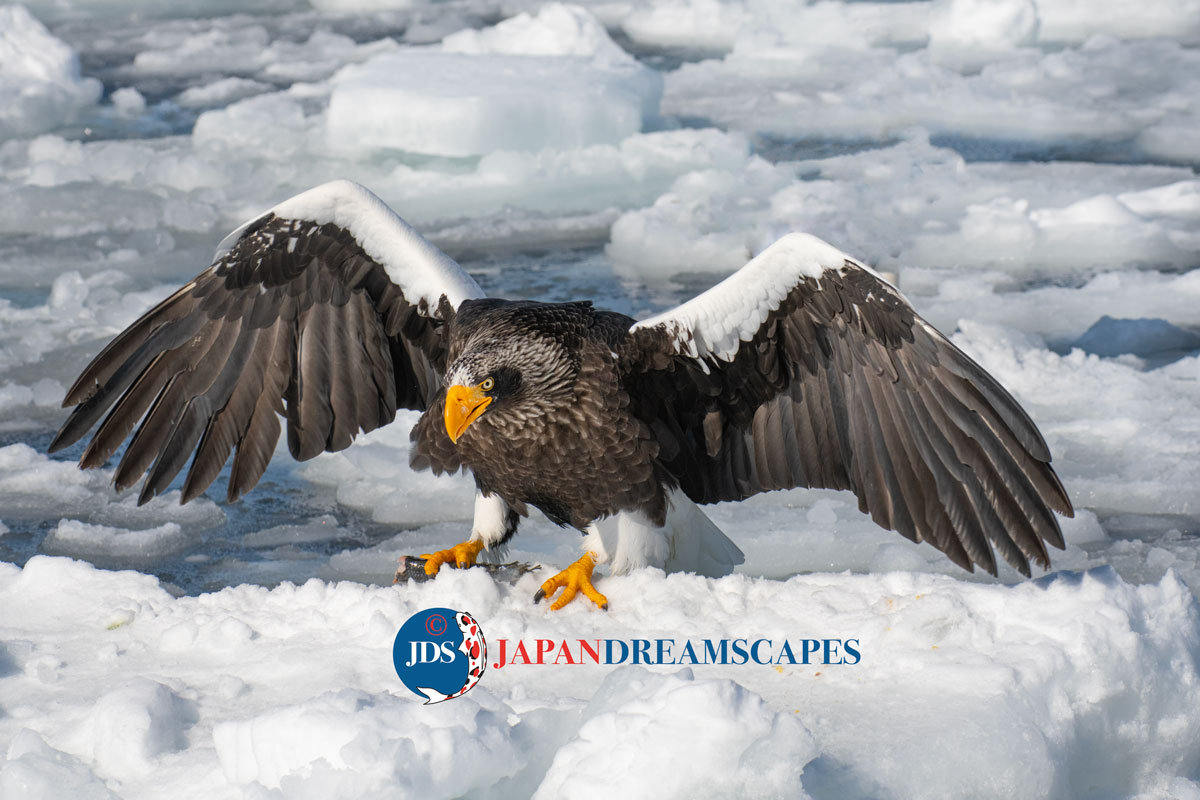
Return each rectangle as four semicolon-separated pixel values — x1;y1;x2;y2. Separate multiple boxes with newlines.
50;180;1073;610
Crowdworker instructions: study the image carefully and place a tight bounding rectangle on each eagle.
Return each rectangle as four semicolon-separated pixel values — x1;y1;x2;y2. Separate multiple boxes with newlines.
50;180;1073;610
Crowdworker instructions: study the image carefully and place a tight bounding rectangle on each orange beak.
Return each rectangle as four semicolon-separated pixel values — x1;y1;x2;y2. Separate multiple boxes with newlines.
445;383;492;443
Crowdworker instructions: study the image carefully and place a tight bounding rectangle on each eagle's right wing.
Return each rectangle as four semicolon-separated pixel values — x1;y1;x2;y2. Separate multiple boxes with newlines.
50;180;484;506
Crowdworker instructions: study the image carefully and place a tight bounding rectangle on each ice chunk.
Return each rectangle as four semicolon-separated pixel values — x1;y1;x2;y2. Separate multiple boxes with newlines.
297;415;474;526
622;0;749;51
1036;0;1200;43
663;31;1200;162
0;5;102;138
441;4;633;65
41;519;191;562
607;138;1200;283
175;77;271;109
326;6;661;156
109;87;145;117
929;0;1040;54
0;443;224;526
1074;316;1200;359
241;515;346;548
326;49;660;156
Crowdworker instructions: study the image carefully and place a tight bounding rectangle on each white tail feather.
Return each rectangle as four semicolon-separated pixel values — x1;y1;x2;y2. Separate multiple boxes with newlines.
583;489;744;577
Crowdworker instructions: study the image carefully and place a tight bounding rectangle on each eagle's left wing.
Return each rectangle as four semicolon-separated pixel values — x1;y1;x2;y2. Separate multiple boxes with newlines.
621;234;1073;577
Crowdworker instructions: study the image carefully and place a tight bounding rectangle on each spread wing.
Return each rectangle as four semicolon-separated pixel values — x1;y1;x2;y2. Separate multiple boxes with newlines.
622;233;1073;577
50;180;484;505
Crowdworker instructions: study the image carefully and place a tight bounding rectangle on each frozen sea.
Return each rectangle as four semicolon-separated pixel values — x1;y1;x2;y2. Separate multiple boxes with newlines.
1;0;1199;797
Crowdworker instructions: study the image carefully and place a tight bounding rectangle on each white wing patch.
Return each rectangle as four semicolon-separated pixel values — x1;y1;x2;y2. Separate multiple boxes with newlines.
216;179;484;312
632;233;898;362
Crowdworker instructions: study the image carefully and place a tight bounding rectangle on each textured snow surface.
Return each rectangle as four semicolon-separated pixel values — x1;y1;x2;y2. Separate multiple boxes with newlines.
1;557;1199;799
1;0;1199;796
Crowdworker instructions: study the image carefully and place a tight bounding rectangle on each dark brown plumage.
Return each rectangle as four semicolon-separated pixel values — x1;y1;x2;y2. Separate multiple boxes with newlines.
50;180;1073;584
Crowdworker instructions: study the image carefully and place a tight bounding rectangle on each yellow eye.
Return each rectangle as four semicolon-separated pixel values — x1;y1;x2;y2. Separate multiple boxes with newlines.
480;377;495;391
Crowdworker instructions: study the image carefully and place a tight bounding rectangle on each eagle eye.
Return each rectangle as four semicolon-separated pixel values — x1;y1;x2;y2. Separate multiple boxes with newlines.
481;377;495;391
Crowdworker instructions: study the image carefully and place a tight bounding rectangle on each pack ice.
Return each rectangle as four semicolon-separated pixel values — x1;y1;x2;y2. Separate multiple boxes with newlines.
0;1;1199;798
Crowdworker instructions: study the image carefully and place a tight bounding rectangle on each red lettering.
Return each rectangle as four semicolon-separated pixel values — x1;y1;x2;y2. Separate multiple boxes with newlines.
492;638;508;670
554;642;576;664
579;639;601;664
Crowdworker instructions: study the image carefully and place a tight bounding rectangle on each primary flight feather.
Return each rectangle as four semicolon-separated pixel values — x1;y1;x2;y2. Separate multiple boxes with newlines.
51;180;1073;609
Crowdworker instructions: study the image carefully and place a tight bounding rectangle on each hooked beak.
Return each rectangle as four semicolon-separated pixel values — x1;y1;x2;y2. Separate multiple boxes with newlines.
445;383;492;443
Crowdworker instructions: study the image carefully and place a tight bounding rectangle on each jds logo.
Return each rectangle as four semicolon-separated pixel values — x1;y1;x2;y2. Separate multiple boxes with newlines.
392;608;486;704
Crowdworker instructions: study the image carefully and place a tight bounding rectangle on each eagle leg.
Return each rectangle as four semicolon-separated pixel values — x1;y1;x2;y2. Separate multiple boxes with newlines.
421;539;485;576
534;552;607;611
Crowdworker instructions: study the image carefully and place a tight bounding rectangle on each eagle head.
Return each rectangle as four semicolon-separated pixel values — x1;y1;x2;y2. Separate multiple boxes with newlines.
442;330;578;443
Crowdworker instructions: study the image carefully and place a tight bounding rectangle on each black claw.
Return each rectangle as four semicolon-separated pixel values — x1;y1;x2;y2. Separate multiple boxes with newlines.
533;588;545;604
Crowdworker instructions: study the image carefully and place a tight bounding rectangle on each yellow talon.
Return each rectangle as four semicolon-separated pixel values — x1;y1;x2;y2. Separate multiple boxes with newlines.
534;552;607;611
421;539;485;576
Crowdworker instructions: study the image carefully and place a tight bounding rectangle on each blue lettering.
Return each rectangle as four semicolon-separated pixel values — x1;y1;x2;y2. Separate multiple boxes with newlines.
843;639;861;665
606;639;629;665
777;640;797;665
731;638;749;665
703;639;727;664
750;639;772;665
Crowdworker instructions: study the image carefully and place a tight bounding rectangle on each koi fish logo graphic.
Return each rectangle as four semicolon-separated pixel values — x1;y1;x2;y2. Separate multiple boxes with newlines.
392;608;486;704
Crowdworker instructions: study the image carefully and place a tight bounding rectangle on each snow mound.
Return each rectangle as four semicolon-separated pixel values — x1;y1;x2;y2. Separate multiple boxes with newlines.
0;730;115;800
0;5;101;139
534;667;816;800
326;5;662;156
68;678;195;781
0;557;1198;796
213;688;523;794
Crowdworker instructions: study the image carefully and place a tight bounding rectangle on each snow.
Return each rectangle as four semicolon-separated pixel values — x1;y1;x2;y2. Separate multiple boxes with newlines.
249;180;485;311
0;0;1199;796
0;5;101;138
632;232;856;361
1;557;1199;797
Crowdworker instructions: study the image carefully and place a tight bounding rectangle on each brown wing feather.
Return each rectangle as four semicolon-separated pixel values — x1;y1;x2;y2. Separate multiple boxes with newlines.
624;258;1072;577
50;214;461;506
